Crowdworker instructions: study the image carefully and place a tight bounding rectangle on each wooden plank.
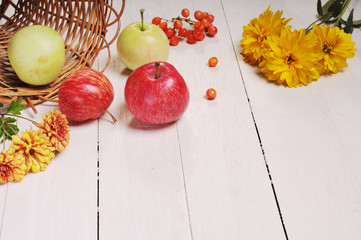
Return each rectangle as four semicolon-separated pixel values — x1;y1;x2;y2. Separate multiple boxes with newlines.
171;0;286;239
224;0;361;239
98;0;286;238
0;184;7;235
0;105;98;240
98;1;192;239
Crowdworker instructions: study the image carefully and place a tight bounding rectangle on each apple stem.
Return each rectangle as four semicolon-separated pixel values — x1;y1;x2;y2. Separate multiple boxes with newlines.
140;9;145;31
155;62;161;79
106;109;117;123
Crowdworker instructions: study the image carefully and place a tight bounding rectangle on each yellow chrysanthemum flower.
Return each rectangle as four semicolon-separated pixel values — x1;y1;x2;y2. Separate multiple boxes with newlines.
310;24;356;74
0;149;27;183
36;109;70;152
10;127;55;173
259;26;323;87
241;6;292;65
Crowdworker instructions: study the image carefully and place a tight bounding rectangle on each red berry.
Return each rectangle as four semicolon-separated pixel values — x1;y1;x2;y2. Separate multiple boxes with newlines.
202;12;209;19
201;18;211;28
207;14;215;23
173;20;183;29
208;57;218;67
165;27;176;38
187;29;194;36
178;28;188;38
194;21;205;31
152;17;162;25
181;8;190;18
206;88;217;100
170;36;180;46
207;25;218;36
187;35;196;44
194;11;203;20
193;29;205;41
159;21;168;31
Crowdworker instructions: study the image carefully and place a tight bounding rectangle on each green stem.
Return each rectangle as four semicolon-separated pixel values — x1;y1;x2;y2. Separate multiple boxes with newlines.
2;113;39;126
306;16;327;33
140;9;145;31
1;115;5;149
334;0;351;27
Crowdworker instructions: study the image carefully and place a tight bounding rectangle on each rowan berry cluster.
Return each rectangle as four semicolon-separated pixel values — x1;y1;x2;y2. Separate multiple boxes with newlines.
152;8;218;46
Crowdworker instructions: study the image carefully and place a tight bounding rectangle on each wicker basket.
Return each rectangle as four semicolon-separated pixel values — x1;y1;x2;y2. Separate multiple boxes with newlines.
0;0;125;111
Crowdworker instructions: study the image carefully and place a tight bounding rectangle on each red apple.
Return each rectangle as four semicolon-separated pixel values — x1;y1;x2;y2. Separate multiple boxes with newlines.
58;68;114;122
124;62;189;124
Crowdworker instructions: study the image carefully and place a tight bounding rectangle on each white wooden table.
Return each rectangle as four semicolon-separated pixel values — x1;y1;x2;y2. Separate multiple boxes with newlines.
1;0;361;239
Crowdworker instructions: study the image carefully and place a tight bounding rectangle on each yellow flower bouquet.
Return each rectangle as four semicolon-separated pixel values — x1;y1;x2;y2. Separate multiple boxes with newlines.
240;0;358;87
0;98;70;183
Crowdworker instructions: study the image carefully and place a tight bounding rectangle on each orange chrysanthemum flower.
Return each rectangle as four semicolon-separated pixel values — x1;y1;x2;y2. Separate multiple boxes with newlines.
10;128;55;173
36;109;70;152
259;26;323;87
0;149;27;183
310;24;356;74
241;6;291;65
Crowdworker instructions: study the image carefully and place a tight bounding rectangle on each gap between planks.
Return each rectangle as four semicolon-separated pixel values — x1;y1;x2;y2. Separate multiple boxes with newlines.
219;0;289;239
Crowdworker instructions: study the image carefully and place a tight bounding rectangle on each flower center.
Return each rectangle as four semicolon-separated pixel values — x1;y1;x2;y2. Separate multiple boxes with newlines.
30;149;35;155
0;164;11;178
323;44;333;53
286;55;295;64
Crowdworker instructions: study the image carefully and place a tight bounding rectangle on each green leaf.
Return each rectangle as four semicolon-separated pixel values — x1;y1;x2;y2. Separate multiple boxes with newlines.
0;103;3;108
329;1;343;18
5;123;19;136
317;0;324;16
0;119;19;143
322;0;338;13
6;97;26;115
4;117;16;124
344;8;354;33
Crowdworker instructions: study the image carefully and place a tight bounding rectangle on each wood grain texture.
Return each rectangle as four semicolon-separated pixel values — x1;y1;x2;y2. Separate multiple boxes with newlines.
224;0;361;239
98;2;193;240
1;0;361;239
98;0;285;239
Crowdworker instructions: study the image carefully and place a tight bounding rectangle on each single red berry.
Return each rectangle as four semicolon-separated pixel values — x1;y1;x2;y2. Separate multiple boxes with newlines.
194;11;203;20
178;28;188;38
198;32;205;41
181;8;190;18
170;36;180;46
193;29;205;41
208;57;218;67
187;29;194;36
159;21;168;31
207;14;215;23
202;12;209;19
194;21;205;31
187;34;196;44
207;25;218;36
173;20;183;29
206;88;217;100
201;18;211;28
152;17;162;25
165;27;176;38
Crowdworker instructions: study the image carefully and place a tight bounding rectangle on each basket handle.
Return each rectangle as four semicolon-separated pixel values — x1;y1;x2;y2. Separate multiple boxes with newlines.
97;0;125;52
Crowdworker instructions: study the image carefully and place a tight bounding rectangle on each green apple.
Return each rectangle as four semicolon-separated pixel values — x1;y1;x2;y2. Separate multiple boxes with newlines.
116;10;169;71
8;25;65;86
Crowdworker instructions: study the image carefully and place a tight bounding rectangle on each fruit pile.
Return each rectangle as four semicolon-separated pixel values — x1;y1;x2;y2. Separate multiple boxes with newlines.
152;8;218;46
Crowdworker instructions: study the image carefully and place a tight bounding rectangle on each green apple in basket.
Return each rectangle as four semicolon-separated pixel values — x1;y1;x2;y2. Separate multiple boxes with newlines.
7;25;65;86
116;9;169;71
